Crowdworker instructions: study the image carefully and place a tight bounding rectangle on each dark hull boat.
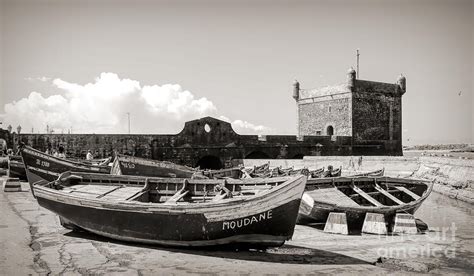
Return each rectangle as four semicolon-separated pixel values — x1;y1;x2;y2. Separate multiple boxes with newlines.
202;167;244;179
8;155;27;181
245;162;271;177
33;172;307;248
321;166;342;177
112;154;243;179
112;154;198;178
298;176;433;226
309;167;325;178
20;146;111;193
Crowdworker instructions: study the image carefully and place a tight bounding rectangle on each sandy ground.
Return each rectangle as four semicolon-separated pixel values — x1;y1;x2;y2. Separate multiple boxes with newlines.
1;180;473;275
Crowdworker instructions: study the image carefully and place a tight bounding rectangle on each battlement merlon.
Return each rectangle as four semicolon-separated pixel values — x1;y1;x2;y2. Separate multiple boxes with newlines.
292;70;406;102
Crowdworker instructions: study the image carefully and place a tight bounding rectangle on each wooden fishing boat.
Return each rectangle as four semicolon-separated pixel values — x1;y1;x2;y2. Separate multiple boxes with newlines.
112;154;198;178
309;167;325;178
8;155;28;181
112;154;243;179
32;172;307;248
245;162;270;177
288;167;310;176
322;166;342;177
298;176;433;227
348;168;385;177
276;167;293;176
202;167;244;179
20;145;111;193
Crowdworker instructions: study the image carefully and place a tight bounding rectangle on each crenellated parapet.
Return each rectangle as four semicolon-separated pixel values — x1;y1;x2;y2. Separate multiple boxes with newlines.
293;68;406;156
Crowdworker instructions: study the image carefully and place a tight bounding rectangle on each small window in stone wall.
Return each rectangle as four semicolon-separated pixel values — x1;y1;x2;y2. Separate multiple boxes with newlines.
316;131;321;135
327;125;334;136
328;106;332;113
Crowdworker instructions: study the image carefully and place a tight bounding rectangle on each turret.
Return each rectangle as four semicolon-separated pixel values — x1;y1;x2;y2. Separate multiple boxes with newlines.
347;67;356;90
397;74;406;94
292;79;300;101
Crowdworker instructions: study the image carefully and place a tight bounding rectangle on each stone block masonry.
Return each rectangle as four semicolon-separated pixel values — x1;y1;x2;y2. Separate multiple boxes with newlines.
293;68;406;156
1;117;353;169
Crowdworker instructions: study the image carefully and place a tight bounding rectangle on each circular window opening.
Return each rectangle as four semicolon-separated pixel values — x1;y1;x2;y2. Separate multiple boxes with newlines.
204;124;211;133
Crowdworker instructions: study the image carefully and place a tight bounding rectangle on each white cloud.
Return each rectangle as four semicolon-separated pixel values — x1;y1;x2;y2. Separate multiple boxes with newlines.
4;73;216;134
232;119;273;134
219;115;273;135
2;73;272;135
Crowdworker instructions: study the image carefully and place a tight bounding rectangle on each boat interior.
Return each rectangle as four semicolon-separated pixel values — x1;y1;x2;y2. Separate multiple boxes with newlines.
39;172;290;204
305;177;430;207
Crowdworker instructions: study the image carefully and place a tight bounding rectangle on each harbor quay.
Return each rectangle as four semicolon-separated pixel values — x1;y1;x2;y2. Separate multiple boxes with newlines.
1;164;473;275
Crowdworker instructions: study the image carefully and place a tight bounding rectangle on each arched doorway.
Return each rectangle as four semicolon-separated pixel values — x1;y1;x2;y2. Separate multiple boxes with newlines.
245;151;270;159
326;125;334;136
196;155;223;169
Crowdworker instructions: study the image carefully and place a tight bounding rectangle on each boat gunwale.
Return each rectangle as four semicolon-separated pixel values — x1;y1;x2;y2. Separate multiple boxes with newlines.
114;154;197;172
21;146;111;171
33;174;307;212
305;176;434;213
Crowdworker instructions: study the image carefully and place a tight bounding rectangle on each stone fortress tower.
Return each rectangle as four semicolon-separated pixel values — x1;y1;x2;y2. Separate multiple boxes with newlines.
293;68;406;155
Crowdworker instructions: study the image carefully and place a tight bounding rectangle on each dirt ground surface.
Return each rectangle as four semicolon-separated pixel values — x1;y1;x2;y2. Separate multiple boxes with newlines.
1;180;473;275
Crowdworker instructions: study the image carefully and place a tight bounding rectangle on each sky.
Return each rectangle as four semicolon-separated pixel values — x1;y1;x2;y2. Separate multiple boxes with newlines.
0;0;472;145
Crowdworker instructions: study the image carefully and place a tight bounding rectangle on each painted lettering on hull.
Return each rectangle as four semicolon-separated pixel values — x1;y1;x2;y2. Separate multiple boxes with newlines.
36;159;50;168
120;161;136;169
222;210;273;230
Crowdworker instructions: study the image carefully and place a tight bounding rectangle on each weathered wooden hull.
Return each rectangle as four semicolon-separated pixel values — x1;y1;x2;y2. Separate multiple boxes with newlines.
113;154;243;179
8;156;27;181
297;177;433;226
20;146;111;194
112;154;197;178
203;167;243;179
33;175;306;247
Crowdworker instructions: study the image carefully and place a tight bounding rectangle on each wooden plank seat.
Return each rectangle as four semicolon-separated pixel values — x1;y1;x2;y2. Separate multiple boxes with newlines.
62;185;121;199
394;186;420;200
126;178;152;201
374;184;404;205
165;180;189;203
101;187;143;201
351;184;384;207
306;187;359;207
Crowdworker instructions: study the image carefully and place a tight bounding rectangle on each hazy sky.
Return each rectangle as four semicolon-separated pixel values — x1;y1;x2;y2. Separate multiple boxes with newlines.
0;0;472;145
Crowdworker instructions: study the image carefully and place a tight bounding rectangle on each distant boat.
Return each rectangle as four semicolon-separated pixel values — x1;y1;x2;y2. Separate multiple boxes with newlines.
308;167;325;178
8;155;27;181
20;145;111;194
111;154;198;178
348;168;385;177
202;167;244;179
298;176;433;226
321;166;342;177
33;172;307;248
245;162;271;177
112;154;243;179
